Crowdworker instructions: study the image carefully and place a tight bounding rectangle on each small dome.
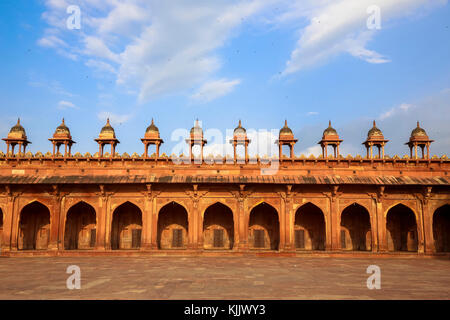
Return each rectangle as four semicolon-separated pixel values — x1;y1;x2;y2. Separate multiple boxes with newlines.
8;118;27;139
323;120;338;136
190;119;203;135
234;120;246;136
279;120;293;136
368;120;383;138
99;118;116;139
146;118;159;133
54;118;71;136
411;121;428;138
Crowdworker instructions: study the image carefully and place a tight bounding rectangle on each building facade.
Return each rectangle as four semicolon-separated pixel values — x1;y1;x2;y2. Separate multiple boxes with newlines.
0;119;449;256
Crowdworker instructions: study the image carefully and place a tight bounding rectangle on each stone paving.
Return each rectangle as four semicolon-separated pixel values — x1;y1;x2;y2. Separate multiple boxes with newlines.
0;256;449;299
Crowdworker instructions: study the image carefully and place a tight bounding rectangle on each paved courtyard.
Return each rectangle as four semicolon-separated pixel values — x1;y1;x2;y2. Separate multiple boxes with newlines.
0;256;449;299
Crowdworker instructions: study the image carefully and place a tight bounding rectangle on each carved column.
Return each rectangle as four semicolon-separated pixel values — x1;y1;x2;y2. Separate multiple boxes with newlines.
58;196;67;250
369;194;379;253
415;196;425;254
238;197;248;251
422;187;434;254
192;198;200;250
9;189;21;251
141;195;152;250
151;197;158;250
284;185;294;251
48;185;61;250
328;186;340;251
1;188;18;251
95;185;108;250
141;184;159;250
279;192;286;251
376;186;387;252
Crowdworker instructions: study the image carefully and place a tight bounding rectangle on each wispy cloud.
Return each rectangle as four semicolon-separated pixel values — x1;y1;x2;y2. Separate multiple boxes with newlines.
29;78;75;97
57;100;78;110
190;78;241;103
97;111;133;126
40;0;269;103
279;0;445;76
39;0;446;101
379;103;412;120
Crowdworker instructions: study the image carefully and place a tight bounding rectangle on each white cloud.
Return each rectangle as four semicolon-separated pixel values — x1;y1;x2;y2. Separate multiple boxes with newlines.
85;59;117;74
37;34;67;48
40;0;269;103
379;102;413;120
57;100;78;109
29;78;75;97
191;79;241;103
299;145;322;157
39;0;446;100
307;111;319;116
97;111;133;125
280;0;445;76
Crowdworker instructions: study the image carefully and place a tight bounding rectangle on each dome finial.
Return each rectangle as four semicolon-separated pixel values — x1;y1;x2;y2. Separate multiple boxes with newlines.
106;118;110;125
17;118;20;125
373;120;376;127
284;119;288;127
417;121;420;128
151;118;154;125
328;120;331;127
62;118;65;125
238;119;242;127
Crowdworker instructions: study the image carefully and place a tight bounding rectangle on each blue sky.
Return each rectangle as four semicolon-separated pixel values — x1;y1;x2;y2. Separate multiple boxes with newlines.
0;0;449;158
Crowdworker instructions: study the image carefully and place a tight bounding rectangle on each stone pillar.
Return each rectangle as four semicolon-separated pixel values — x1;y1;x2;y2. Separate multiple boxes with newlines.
416;199;425;254
285;196;295;251
422;200;434;254
370;197;379;253
187;202;195;250
10;197;20;251
104;199;113;250
58;197;66;250
329;193;340;250
376;200;387;252
48;195;62;250
151;198;158;250
141;196;153;250
279;196;286;251
1;195;17;251
238;198;248;251
95;195;108;250
325;198;332;251
232;201;240;251
196;199;204;250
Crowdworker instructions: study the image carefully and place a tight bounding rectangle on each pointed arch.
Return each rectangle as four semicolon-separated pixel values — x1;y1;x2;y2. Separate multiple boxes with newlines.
157;201;188;249
111;201;142;250
433;204;450;252
294;202;326;251
64;201;97;250
203;202;234;250
340;203;371;251
386;203;418;252
248;202;279;250
18;201;50;250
